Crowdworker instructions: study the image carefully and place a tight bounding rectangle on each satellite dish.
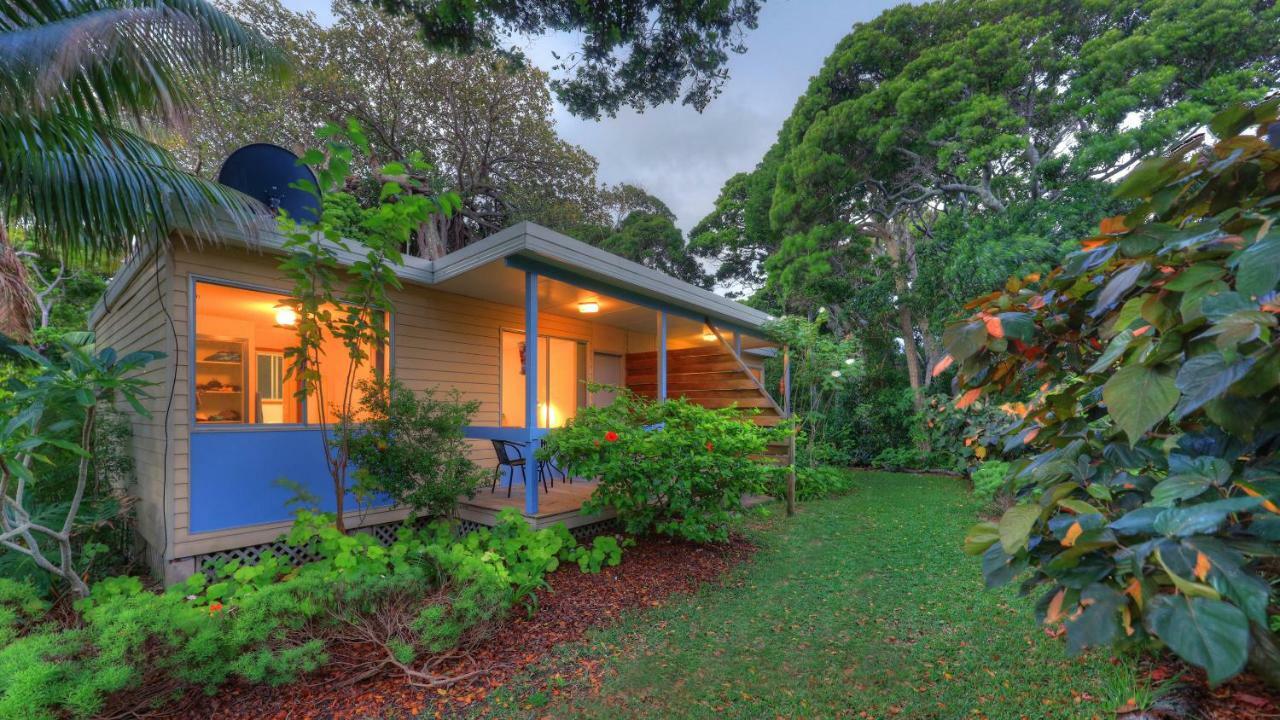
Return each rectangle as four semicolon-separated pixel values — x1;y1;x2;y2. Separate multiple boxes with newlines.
216;143;321;224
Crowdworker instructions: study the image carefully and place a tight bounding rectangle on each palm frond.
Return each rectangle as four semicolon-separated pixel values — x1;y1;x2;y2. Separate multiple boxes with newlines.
0;113;270;259
0;0;287;120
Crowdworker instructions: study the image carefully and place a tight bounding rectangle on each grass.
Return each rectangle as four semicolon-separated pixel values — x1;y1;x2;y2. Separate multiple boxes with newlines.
477;471;1128;719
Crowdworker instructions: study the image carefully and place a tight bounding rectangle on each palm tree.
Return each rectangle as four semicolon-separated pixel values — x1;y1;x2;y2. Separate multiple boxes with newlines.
0;0;286;332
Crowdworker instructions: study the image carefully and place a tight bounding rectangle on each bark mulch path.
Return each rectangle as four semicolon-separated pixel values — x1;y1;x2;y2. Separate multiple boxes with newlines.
184;534;756;720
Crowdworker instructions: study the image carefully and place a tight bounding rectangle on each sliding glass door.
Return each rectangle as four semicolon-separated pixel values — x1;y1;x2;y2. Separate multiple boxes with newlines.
499;330;587;428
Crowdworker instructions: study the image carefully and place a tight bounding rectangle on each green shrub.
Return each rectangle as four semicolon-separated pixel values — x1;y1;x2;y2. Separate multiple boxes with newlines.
870;446;924;471
970;460;1011;501
0;509;627;717
957;103;1280;688
540;389;782;542
793;465;856;501
346;377;487;517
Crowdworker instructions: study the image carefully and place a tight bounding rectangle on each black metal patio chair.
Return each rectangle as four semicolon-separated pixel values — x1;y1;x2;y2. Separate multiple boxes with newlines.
490;439;550;497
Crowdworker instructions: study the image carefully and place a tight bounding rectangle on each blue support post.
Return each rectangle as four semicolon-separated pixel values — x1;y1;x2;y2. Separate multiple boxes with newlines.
733;331;742;357
524;271;540;516
657;311;668;400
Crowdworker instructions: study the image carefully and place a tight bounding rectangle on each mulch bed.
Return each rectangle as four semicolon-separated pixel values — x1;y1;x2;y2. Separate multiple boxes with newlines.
182;534;756;720
1121;661;1280;720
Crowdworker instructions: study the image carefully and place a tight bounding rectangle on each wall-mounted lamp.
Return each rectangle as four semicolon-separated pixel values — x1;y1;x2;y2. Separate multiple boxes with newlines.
274;307;298;327
578;301;599;314
702;329;718;342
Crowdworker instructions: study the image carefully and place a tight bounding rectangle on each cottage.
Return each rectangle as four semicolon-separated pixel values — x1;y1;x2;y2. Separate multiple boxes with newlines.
90;221;788;583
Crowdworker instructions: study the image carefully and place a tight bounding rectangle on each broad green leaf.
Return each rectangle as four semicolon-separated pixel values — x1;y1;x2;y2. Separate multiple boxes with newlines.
1064;583;1124;656
942;321;988;363
964;521;999;556
996;312;1035;342
1145;595;1248;685
1151;475;1212;505
1183;538;1272;626
1174;352;1256;420
1102;365;1179;444
998;503;1041;554
1233;231;1280;299
1165;263;1225;292
1155;549;1220;600
1153;497;1262;537
1092;262;1147;317
1087;328;1135;373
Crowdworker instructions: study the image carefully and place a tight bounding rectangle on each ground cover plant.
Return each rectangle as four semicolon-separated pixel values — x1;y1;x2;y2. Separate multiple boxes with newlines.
956;103;1280;688
480;471;1132;719
0;508;624;719
539;389;781;542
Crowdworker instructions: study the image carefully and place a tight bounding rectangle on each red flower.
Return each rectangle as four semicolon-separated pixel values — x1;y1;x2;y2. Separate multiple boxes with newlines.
706;441;714;452
604;431;619;442
209;602;223;614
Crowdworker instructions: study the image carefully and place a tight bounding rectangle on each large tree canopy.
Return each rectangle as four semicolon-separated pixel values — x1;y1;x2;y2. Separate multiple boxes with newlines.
351;0;765;119
693;0;1279;452
181;0;603;256
574;184;710;288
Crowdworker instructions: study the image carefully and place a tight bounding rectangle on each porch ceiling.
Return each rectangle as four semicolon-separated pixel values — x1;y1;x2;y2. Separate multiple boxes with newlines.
434;258;773;348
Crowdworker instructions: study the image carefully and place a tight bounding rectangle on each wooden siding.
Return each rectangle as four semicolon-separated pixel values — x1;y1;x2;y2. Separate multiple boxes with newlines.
90;247;176;570
166;245;640;560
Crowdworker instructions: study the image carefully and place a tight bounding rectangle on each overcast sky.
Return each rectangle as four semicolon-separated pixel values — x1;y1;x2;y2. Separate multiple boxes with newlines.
280;1;902;232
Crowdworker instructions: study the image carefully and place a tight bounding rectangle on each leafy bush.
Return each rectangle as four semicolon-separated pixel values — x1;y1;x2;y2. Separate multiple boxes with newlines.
970;460;1011;501
346;377;487;516
956;103;1280;688
0;509;626;717
0;333;161;597
793;465;856;501
540;389;781;542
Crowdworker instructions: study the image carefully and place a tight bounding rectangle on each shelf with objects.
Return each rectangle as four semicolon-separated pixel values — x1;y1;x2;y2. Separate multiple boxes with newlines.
194;336;248;424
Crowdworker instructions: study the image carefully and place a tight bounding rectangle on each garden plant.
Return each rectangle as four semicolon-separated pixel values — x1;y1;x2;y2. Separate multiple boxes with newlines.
959;102;1280;687
0;508;624;718
540;388;782;542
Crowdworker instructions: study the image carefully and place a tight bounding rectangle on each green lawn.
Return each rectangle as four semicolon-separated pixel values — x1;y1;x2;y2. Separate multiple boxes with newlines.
481;471;1128;719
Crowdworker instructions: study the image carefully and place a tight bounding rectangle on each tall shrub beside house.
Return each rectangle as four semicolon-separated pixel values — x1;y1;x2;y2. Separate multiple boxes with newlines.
541;390;780;542
957;102;1280;687
277;119;459;532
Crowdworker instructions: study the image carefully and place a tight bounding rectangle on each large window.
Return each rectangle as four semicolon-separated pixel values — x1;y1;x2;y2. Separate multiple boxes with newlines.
192;281;385;426
499;330;586;428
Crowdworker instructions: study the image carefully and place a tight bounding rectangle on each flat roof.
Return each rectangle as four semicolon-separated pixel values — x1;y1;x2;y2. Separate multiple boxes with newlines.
91;220;774;337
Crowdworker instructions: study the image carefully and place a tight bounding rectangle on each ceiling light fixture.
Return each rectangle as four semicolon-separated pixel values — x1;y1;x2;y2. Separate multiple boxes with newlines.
702;330;718;342
578;301;599;314
274;307;298;327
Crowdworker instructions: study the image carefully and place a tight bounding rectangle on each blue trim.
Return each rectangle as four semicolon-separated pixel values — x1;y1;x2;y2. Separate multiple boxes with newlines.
524;272;540;516
504;255;760;339
657;311;668;400
189;429;391;533
464;426;548;441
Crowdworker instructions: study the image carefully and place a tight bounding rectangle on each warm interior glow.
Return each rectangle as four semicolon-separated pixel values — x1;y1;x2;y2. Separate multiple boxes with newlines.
193;281;383;426
702;330;718;341
578;301;599;314
500;330;585;428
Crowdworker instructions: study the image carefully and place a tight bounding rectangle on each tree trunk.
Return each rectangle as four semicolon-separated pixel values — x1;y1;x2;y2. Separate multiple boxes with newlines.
885;221;929;452
0;226;32;341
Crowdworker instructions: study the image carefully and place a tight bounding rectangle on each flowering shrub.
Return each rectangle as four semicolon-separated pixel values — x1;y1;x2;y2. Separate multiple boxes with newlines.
956;104;1280;688
0;509;625;717
540;389;782;542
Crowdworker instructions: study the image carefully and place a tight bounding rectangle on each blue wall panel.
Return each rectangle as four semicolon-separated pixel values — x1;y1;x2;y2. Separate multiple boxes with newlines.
189;429;388;533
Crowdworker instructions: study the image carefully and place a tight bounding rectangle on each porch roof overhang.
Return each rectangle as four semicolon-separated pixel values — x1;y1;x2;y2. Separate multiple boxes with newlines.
91;220;775;338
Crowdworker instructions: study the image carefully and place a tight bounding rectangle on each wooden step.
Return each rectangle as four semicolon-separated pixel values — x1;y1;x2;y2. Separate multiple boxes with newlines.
627;355;740;372
626;347;729;362
626;377;761;393
626;368;747;385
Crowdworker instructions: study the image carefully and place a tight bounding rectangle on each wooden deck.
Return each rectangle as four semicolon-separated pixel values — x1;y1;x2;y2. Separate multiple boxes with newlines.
456;480;615;530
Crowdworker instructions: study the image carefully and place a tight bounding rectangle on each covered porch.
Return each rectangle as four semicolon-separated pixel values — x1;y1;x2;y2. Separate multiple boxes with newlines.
435;225;788;526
